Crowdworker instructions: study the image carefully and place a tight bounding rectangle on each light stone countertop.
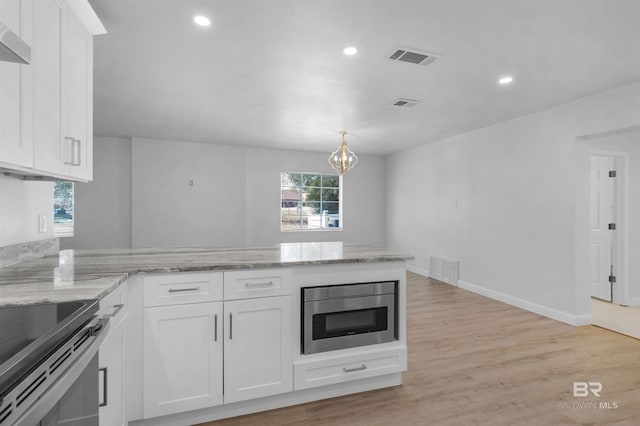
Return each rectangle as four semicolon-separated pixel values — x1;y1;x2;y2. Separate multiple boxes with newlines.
0;242;412;306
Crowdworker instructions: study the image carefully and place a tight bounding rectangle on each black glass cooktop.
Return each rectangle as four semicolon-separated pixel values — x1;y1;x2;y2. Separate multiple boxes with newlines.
0;300;98;398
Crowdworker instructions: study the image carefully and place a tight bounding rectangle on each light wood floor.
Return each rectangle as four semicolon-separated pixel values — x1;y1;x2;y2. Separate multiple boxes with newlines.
201;273;640;426
592;298;640;339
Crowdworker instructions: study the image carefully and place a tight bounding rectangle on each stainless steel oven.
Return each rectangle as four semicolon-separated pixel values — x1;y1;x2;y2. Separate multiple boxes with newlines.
302;281;397;354
0;300;108;426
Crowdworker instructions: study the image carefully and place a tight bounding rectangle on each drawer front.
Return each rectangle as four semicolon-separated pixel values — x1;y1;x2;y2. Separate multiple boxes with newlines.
143;272;223;307
99;283;127;329
223;268;292;300
294;347;407;391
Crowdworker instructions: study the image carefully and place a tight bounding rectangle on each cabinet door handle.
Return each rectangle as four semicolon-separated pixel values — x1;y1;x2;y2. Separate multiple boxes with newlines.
229;313;233;340
245;280;274;288
99;367;108;407
72;138;81;166
343;364;367;373
168;287;200;293
63;137;75;165
104;304;124;319
214;314;218;342
63;137;81;166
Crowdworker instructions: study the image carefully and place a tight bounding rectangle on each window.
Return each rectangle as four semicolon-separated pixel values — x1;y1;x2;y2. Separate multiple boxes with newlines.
53;181;74;237
281;172;342;231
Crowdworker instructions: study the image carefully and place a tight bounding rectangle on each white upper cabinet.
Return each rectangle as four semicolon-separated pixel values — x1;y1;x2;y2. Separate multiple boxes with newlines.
33;0;65;176
0;0;34;168
65;9;93;180
1;0;103;181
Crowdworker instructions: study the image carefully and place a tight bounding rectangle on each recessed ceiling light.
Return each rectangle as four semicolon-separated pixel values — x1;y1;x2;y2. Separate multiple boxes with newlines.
193;15;211;27
343;46;357;56
499;76;513;84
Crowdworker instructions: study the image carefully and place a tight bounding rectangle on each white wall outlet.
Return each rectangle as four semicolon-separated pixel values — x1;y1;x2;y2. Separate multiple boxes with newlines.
38;215;47;233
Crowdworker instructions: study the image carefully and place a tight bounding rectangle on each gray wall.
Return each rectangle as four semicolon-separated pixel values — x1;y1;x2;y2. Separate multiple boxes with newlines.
66;137;385;249
244;147;385;247
131;138;247;248
61;137;132;250
385;82;640;322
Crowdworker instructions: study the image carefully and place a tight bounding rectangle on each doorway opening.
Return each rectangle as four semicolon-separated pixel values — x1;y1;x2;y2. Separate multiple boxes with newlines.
576;126;640;339
589;152;624;303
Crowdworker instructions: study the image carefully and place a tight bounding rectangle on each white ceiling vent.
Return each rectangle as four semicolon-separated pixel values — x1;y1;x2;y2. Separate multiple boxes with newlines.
391;98;422;108
389;46;441;66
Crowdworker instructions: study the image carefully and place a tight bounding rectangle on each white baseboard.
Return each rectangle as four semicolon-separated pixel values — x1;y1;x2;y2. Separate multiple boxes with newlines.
457;280;592;326
406;264;429;278
626;296;640;306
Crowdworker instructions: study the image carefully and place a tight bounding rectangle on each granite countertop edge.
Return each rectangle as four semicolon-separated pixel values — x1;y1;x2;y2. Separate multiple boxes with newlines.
0;243;413;306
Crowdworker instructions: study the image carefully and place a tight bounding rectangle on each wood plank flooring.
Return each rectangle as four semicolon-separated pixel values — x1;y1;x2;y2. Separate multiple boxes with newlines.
201;273;640;426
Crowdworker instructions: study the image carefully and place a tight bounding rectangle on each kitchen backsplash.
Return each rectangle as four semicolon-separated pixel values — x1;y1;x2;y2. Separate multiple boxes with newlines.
0;238;59;268
0;174;54;249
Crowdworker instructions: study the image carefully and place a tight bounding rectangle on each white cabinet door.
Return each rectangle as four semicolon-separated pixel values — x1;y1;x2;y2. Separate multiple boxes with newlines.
99;316;127;426
64;7;93;180
143;302;223;419
224;296;293;404
0;0;33;168
32;0;66;176
32;0;94;181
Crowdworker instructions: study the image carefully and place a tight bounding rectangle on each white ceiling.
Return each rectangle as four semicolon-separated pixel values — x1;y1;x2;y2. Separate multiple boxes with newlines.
89;0;640;156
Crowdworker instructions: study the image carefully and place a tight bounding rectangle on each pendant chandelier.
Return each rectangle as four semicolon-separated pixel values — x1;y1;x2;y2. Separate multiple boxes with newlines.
328;131;358;175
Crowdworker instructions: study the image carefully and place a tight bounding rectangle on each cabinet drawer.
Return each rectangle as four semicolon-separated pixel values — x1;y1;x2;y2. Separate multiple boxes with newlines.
99;283;127;329
143;272;223;307
294;347;407;391
223;268;292;300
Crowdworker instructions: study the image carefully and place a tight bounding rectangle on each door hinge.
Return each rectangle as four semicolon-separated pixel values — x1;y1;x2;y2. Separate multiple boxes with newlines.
608;275;616;283
608;223;616;230
609;170;617;178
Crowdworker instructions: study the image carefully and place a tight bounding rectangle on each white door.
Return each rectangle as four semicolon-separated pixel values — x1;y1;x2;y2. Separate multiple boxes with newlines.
590;155;615;301
143;302;223;419
224;296;293;404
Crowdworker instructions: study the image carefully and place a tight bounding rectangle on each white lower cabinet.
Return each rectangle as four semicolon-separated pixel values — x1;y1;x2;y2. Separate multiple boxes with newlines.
98;284;128;426
293;346;407;391
143;302;223;419
99;318;126;425
140;270;294;420
223;296;293;404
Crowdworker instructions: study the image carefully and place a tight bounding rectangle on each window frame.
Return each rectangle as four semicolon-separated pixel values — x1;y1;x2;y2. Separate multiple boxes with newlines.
280;171;343;232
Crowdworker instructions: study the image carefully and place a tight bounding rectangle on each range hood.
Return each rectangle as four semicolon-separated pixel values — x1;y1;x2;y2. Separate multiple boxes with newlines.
0;21;30;64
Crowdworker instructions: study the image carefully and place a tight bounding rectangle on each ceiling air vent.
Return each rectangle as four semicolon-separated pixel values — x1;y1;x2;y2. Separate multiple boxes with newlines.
391;98;422;108
389;46;441;66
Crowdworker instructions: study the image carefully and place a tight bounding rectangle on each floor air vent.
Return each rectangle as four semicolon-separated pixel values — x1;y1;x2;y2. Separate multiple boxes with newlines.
389;46;441;66
429;255;459;286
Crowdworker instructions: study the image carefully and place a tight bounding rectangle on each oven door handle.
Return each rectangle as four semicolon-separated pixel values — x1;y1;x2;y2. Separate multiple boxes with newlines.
14;317;109;425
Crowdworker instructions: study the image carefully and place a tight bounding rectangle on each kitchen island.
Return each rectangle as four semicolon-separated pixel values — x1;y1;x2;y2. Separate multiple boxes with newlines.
0;242;411;425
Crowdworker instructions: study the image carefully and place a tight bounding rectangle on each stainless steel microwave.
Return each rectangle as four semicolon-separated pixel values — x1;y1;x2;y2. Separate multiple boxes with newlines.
302;281;398;354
